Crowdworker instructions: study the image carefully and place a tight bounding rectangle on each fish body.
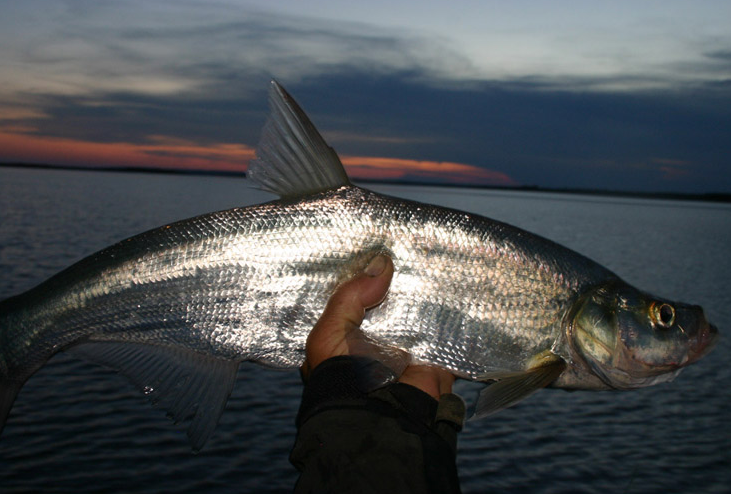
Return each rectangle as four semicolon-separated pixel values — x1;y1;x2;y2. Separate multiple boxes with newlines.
0;185;608;375
0;82;718;449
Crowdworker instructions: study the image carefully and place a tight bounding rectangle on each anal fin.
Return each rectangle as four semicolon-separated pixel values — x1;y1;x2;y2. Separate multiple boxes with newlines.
69;341;239;451
473;358;566;419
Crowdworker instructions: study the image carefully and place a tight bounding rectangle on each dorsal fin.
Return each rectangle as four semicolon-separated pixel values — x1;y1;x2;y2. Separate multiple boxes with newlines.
248;80;351;198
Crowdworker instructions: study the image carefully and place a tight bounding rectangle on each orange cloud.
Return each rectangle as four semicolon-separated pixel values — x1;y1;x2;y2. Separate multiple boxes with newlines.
0;128;517;186
341;155;517;186
651;157;692;167
657;166;691;180
648;157;693;181
0;128;254;172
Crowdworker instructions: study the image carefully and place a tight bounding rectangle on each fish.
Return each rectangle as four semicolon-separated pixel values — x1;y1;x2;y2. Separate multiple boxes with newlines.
0;81;718;450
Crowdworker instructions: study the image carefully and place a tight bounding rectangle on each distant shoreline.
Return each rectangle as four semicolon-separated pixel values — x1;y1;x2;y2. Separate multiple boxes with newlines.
2;161;729;203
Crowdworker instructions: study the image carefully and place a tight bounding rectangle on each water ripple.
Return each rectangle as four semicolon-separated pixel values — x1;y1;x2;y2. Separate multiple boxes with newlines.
1;169;729;493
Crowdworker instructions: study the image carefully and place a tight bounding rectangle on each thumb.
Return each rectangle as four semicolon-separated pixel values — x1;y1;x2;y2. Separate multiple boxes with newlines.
321;254;394;329
303;254;394;374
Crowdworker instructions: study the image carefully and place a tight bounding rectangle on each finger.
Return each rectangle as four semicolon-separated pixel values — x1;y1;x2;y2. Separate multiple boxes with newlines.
303;254;394;375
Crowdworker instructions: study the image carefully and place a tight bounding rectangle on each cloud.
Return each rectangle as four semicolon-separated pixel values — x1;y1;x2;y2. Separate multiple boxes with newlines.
656;166;690;180
4;68;731;193
704;49;731;65
341;155;517;186
323;131;428;146
0;1;476;104
5;90;268;147
3;1;731;108
650;158;692;167
0;123;516;185
1;2;730;193
0;127;254;172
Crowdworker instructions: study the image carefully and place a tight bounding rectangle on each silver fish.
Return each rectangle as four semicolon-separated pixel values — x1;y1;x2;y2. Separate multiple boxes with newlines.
0;81;718;449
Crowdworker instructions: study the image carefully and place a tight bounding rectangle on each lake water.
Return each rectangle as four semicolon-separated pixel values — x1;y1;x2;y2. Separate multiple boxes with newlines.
1;167;729;493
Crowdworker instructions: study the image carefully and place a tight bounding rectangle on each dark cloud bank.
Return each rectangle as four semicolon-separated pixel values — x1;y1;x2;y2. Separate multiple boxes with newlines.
15;68;729;194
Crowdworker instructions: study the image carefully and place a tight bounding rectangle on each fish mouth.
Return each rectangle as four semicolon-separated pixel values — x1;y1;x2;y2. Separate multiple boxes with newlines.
687;321;719;365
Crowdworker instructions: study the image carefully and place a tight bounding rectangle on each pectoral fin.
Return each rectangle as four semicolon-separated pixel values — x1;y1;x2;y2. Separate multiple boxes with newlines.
473;357;565;419
69;341;239;451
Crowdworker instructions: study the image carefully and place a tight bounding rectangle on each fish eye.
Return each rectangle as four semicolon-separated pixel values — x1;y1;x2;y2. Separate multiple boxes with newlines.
650;302;676;328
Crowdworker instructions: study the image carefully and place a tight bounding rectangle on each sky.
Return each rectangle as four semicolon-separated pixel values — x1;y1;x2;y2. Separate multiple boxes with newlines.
1;0;730;193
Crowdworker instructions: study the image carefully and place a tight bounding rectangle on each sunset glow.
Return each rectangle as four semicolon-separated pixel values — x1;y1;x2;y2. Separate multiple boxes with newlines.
0;129;255;173
341;156;517;185
0;127;516;185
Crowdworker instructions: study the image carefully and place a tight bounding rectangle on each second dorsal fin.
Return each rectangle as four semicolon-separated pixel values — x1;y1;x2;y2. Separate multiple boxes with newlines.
248;80;351;198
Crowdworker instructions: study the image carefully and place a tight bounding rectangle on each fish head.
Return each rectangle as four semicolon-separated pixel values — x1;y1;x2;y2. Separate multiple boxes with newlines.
568;281;718;390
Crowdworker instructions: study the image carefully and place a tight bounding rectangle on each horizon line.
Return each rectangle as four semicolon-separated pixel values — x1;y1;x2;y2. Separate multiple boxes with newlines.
2;161;729;204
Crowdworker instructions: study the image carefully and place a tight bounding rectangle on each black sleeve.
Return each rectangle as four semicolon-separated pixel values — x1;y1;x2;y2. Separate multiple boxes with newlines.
290;356;465;494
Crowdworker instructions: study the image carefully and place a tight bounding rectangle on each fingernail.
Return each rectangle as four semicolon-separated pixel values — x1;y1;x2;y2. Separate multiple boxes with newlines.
364;254;387;277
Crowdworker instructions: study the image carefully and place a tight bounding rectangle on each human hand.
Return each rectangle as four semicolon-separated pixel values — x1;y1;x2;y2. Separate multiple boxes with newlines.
302;254;455;399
